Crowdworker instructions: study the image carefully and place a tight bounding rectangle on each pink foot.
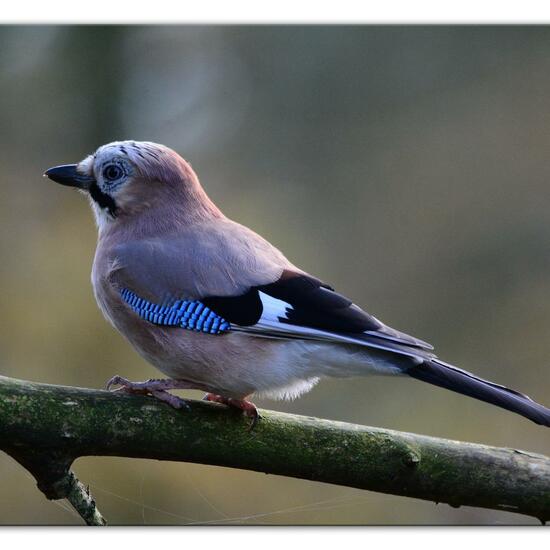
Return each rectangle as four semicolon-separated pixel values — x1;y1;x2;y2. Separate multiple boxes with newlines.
203;393;261;430
106;375;203;410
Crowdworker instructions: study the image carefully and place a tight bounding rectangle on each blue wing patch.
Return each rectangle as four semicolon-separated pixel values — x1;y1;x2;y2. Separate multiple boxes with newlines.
120;288;231;334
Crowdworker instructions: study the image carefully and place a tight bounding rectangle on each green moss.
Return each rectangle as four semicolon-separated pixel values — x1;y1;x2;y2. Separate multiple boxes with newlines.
1;374;549;524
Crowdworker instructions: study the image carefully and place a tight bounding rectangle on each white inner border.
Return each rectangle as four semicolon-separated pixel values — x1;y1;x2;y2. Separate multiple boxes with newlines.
3;1;550;23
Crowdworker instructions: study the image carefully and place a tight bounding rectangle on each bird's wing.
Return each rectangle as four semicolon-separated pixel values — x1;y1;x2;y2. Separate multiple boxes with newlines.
228;272;434;354
109;219;293;301
110;220;433;355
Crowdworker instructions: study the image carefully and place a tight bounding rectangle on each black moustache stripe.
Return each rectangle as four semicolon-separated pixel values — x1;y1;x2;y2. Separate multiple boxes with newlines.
89;182;118;217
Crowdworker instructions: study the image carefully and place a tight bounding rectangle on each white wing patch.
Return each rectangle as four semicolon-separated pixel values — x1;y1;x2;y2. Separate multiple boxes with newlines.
231;292;429;361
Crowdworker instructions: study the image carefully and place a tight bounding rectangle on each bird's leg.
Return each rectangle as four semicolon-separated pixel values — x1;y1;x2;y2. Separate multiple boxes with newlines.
106;375;208;410
203;393;261;430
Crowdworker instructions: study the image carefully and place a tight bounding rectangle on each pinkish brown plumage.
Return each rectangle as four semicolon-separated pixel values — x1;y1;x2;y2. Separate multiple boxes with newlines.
44;140;550;428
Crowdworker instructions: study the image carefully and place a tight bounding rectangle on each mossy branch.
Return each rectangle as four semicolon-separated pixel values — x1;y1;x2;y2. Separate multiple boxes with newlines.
0;374;549;525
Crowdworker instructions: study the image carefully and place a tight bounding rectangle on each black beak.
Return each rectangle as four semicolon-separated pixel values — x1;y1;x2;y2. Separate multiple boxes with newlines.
44;164;95;189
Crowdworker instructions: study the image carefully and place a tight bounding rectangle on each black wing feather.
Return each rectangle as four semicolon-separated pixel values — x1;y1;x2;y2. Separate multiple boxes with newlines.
202;271;382;333
200;270;432;351
257;273;383;333
202;288;262;326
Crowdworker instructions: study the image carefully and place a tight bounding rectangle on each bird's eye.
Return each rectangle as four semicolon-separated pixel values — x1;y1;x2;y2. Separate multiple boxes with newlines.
103;163;124;182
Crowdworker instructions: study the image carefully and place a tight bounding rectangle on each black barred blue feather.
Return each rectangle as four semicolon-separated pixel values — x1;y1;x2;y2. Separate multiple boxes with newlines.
120;288;230;334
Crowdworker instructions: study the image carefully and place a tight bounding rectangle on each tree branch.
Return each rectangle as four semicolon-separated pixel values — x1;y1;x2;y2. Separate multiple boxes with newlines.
0;374;549;525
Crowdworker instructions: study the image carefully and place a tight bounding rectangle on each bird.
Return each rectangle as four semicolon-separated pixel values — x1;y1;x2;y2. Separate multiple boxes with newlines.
44;140;550;428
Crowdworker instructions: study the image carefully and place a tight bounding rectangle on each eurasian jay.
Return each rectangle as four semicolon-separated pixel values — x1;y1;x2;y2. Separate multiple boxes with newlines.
44;140;550;428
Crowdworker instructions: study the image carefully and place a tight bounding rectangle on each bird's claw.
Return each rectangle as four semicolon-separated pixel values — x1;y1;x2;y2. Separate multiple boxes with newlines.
203;393;262;431
105;375;136;392
245;408;262;432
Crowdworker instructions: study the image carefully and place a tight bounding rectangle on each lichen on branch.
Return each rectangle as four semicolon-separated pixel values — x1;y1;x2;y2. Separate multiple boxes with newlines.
0;374;549;525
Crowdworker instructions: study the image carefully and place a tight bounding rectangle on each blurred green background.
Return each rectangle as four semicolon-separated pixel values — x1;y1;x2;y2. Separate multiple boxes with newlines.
1;25;550;525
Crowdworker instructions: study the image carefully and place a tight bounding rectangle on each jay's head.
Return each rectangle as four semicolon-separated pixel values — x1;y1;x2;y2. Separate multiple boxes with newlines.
45;140;220;229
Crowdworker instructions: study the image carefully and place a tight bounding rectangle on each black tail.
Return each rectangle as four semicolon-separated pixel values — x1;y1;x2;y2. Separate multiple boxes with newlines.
407;359;550;427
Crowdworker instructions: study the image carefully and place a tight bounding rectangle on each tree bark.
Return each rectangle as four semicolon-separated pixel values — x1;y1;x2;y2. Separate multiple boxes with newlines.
0;374;549;525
